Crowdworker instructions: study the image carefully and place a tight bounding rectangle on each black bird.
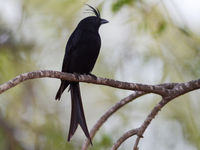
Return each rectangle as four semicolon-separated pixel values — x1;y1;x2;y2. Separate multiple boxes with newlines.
55;5;108;144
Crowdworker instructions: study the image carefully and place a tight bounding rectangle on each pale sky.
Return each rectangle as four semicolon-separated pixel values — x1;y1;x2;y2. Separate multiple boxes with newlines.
164;0;200;33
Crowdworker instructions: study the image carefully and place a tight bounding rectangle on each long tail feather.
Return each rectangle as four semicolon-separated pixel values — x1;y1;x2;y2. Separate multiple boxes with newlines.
68;83;92;145
55;80;69;100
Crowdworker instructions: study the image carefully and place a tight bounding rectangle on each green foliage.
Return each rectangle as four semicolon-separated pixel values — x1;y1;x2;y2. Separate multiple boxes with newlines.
39;120;74;150
89;133;112;150
157;21;167;34
0;129;6;150
112;0;135;12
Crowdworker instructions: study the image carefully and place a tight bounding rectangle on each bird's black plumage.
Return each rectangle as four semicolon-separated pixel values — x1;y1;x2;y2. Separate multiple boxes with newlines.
55;5;108;144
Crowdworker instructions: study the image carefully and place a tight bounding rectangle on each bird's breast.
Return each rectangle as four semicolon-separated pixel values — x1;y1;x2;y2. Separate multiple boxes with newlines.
68;32;101;74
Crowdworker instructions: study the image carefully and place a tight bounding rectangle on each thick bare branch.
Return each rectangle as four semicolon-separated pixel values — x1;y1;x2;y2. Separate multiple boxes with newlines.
0;70;175;95
1;70;200;150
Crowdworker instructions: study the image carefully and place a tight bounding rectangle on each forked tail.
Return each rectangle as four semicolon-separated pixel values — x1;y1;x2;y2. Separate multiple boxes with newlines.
68;83;92;145
55;80;69;100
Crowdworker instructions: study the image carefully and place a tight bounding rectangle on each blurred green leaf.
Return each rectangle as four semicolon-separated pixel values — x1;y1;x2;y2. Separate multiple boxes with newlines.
157;21;167;34
112;0;135;12
89;133;112;150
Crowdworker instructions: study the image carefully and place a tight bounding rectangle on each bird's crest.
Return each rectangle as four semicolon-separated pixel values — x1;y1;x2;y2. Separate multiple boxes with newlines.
85;4;101;18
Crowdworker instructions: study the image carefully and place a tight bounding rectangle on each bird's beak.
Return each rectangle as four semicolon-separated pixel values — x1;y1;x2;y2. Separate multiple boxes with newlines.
100;19;109;24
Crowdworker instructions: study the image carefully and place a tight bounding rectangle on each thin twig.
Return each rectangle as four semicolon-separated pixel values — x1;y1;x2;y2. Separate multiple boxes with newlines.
113;90;194;150
133;99;168;150
111;98;168;150
81;91;146;150
111;129;138;150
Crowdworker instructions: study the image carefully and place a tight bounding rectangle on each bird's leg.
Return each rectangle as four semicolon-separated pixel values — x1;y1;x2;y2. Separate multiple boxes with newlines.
73;72;80;80
88;73;97;79
67;73;80;92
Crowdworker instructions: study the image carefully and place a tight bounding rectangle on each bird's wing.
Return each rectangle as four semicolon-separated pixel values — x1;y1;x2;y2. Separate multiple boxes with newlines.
62;28;82;72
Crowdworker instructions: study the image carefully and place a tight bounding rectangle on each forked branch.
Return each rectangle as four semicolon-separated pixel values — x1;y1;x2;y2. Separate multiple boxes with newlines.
0;70;200;150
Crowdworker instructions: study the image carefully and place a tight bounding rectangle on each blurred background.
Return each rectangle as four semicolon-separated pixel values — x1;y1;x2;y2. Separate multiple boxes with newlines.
0;0;200;150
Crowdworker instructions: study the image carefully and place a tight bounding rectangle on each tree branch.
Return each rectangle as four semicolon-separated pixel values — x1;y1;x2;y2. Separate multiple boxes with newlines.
111;98;168;150
133;98;169;150
113;87;193;150
111;129;138;150
0;70;178;96
1;70;200;150
81;91;146;150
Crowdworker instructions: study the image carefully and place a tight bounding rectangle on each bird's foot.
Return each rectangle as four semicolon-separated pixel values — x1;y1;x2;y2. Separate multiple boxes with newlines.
73;73;80;80
88;73;97;79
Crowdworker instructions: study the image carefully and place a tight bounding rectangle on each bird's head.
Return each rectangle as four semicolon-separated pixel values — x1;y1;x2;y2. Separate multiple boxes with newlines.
78;5;108;32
